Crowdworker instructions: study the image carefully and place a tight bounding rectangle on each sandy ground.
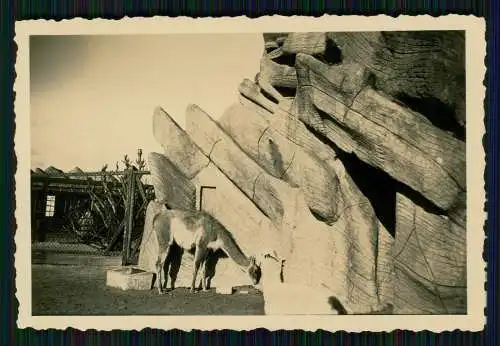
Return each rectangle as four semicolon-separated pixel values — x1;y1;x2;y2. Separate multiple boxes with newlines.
32;263;265;315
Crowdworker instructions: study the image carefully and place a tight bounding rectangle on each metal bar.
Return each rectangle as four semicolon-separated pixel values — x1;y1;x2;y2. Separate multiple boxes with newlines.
31;186;91;194
31;177;112;186
31;177;94;184
31;177;128;194
31;170;150;178
199;186;216;211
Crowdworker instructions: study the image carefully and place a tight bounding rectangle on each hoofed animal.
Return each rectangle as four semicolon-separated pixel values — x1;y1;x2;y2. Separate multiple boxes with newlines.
152;206;262;294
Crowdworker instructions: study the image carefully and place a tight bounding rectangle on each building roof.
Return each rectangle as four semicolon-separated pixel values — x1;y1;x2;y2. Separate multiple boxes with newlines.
31;166;151;194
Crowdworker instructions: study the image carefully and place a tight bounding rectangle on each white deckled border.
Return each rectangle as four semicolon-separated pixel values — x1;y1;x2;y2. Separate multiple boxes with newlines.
14;14;487;332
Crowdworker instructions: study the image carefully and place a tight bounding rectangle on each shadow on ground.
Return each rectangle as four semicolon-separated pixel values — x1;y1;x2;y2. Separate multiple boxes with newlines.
32;264;265;315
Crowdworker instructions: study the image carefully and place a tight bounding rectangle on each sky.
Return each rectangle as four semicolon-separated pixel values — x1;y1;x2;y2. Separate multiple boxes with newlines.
30;34;264;172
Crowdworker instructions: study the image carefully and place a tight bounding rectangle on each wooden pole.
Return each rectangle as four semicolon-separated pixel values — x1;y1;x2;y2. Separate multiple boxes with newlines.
121;174;129;265
122;170;136;265
127;171;136;262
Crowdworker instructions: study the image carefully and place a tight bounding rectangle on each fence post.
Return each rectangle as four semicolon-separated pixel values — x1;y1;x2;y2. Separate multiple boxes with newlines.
122;170;136;265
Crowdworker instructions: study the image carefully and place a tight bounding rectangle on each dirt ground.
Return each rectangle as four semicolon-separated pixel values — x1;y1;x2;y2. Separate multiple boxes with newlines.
32;264;265;315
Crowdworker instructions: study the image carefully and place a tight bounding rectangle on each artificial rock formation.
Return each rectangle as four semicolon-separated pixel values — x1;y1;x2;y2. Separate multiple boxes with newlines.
393;193;466;314
143;31;467;314
326;31;466;129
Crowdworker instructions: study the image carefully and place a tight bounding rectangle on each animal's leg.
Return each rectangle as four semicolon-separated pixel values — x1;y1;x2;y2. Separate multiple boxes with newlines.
162;261;169;291
205;273;213;290
162;244;174;291
197;252;211;291
197;255;206;291
152;211;172;294
197;259;207;291
155;251;168;295
156;262;163;294
204;252;219;290
201;259;211;291
197;274;204;291
169;246;183;291
191;247;206;293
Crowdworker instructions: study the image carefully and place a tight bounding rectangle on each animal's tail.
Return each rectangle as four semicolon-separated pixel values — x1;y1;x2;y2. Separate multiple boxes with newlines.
327;296;348;315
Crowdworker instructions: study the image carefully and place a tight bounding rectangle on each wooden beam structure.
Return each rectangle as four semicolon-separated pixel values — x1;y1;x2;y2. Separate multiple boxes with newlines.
31;168;152;263
122;171;136;265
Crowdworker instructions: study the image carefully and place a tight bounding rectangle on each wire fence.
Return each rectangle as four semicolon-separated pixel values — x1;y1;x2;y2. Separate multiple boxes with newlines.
31;169;154;264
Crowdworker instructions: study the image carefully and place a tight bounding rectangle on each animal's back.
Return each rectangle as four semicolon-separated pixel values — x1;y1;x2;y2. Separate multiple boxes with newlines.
174;209;204;228
169;209;213;250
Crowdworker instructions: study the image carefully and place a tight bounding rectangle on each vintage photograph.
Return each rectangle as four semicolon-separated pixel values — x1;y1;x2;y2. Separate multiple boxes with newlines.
15;16;486;332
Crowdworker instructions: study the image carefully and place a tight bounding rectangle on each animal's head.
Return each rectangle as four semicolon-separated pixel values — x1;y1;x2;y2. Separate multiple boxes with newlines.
247;256;262;285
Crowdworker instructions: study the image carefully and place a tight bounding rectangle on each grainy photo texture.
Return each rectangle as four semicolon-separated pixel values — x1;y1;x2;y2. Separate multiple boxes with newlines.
14;16;486;332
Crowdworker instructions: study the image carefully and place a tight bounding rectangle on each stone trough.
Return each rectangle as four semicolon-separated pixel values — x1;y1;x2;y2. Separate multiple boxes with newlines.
106;266;154;291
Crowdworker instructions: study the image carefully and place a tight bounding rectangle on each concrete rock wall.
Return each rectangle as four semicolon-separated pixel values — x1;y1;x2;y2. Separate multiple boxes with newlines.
140;31;466;314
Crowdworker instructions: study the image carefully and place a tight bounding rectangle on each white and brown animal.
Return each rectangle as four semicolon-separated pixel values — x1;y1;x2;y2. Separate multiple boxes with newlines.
256;250;348;315
152;207;262;294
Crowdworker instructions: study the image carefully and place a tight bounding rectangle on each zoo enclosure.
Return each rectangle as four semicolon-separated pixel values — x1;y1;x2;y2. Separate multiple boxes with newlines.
31;168;154;265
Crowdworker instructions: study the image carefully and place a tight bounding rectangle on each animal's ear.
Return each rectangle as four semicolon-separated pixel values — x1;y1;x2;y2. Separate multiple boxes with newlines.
262;250;284;263
261;249;274;259
254;253;265;267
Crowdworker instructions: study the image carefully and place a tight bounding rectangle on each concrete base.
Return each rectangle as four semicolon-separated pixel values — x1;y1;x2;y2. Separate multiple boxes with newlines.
106;266;154;291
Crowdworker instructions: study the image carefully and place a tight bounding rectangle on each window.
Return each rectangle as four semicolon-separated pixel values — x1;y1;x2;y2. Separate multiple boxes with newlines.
45;195;56;217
